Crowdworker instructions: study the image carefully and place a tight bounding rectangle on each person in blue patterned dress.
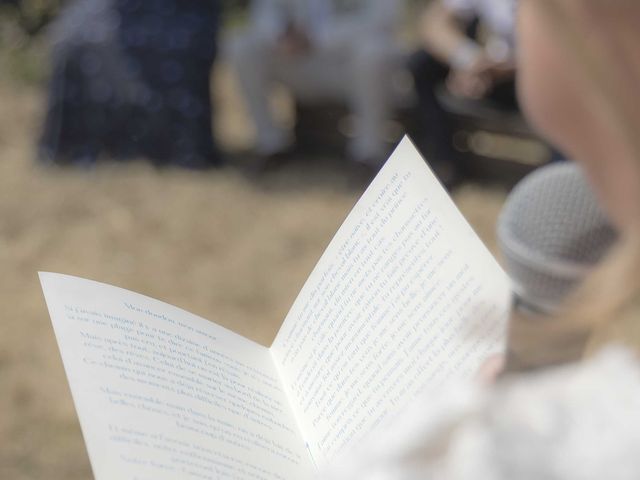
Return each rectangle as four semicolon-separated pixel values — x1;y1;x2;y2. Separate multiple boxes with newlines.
39;0;222;169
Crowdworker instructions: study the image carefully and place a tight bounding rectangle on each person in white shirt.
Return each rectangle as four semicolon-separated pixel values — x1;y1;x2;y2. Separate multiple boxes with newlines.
227;0;404;171
410;0;518;185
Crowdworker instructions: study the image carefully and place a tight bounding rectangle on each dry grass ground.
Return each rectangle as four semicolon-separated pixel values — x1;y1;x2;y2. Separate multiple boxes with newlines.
0;61;507;479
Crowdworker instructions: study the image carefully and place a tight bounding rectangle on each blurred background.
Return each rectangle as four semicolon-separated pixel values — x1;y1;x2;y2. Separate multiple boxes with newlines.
0;0;549;478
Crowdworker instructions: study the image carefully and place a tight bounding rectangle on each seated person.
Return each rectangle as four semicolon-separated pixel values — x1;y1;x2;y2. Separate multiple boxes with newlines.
227;0;404;172
39;0;222;169
410;0;517;182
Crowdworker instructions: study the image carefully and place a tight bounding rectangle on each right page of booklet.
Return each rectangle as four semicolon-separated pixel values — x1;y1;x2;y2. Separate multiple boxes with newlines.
270;137;511;467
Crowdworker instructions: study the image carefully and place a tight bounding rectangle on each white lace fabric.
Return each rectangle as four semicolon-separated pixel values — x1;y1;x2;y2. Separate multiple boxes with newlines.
322;348;640;480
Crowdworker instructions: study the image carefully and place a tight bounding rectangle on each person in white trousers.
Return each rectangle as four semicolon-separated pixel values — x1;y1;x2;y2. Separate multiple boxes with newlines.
227;0;404;170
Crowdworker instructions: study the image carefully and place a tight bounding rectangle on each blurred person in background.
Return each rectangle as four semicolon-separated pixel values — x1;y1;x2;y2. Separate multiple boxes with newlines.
410;0;517;184
227;0;404;175
39;0;223;169
324;0;640;478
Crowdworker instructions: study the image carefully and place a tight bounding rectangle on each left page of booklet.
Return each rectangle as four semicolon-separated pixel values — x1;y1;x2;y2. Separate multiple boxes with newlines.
39;272;314;480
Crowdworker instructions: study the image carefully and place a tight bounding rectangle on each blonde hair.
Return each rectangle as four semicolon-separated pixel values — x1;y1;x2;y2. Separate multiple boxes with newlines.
506;0;640;372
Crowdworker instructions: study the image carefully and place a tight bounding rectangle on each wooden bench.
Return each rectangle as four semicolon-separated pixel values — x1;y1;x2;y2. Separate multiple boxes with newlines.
292;86;552;186
434;85;552;185
293;100;420;158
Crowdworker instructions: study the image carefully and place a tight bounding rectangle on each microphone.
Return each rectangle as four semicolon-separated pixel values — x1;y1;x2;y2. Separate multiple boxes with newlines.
498;162;618;315
497;162;618;370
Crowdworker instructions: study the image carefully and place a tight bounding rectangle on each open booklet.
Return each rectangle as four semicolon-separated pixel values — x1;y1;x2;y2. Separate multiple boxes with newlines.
40;136;511;480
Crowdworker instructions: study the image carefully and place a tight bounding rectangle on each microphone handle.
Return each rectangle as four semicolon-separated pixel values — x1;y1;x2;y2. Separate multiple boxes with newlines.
503;296;592;374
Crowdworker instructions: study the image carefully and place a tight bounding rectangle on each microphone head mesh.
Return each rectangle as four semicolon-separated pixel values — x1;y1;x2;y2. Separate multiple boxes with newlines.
498;162;618;313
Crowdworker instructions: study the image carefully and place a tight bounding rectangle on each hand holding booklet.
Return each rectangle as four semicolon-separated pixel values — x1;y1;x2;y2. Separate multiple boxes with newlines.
40;137;511;480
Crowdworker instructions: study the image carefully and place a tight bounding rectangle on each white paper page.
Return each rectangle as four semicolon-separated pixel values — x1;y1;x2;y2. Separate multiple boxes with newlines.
270;137;511;465
40;273;313;480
